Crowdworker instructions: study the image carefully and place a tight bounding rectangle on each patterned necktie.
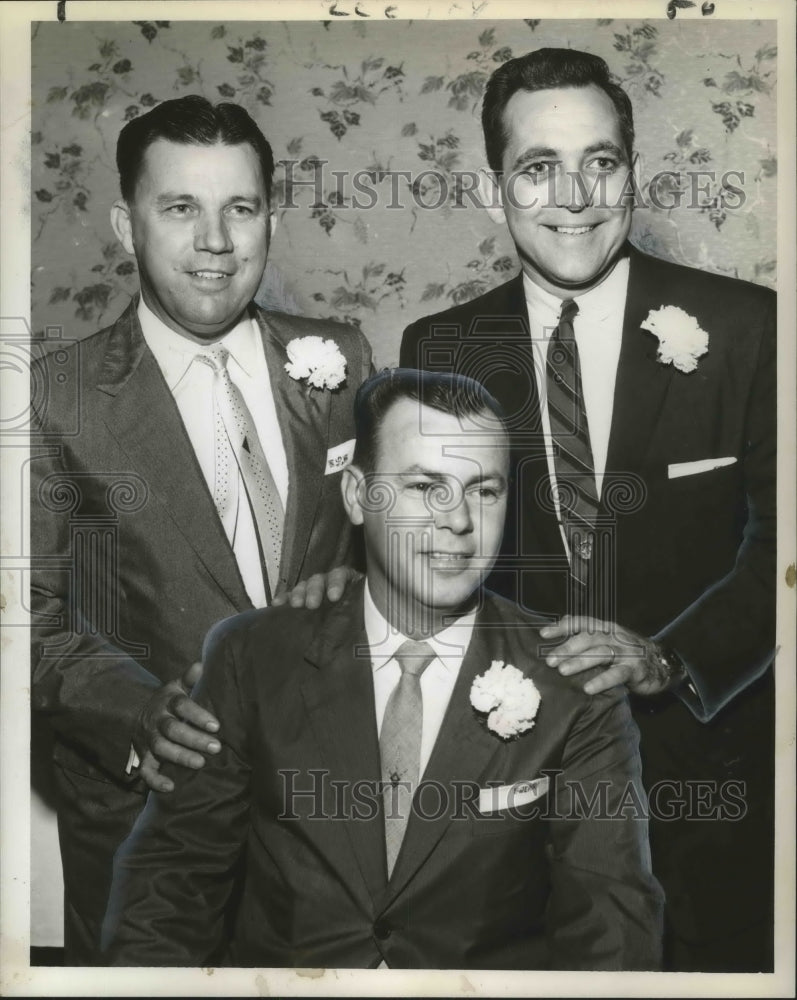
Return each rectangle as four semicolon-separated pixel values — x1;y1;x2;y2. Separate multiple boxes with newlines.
380;639;436;878
197;345;285;597
546;299;599;588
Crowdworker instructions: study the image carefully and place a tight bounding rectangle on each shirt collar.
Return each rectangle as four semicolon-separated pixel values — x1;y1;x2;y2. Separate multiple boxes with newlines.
138;297;262;390
522;253;630;335
363;582;476;674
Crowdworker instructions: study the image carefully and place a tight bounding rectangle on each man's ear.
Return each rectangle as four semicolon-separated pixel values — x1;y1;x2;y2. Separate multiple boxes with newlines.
110;200;135;255
479;168;506;226
268;210;278;242
341;465;365;526
633;150;643;197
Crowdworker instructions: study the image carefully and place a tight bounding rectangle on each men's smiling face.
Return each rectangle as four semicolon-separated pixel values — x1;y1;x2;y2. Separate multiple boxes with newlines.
343;398;509;636
111;139;272;343
488;84;638;297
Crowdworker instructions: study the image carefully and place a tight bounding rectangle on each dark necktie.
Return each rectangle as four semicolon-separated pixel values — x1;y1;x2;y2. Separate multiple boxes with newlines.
380;639;435;877
197;345;284;597
546;299;599;588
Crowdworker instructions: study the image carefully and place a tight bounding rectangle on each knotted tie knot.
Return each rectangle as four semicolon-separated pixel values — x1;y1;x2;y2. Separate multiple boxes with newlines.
551;298;579;342
196;344;230;373
393;638;435;678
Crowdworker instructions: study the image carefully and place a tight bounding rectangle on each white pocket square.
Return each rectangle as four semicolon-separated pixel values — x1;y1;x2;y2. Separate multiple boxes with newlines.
478;777;549;814
325;438;355;475
667;456;737;479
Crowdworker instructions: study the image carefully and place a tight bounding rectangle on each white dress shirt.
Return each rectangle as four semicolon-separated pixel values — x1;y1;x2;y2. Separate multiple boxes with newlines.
363;583;475;777
523;257;629;552
139;298;289;608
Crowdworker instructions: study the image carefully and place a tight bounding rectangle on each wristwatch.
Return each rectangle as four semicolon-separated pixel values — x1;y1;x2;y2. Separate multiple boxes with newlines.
651;643;688;690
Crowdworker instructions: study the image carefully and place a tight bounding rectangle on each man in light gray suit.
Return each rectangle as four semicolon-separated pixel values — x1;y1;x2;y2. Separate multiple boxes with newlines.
30;95;371;964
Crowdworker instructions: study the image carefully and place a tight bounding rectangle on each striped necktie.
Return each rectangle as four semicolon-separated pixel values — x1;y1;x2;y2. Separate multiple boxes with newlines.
198;345;284;599
380;639;435;877
546;299;599;589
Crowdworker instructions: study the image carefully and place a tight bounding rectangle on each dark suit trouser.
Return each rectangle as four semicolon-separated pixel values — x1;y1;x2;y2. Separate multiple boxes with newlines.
54;764;144;966
634;671;775;972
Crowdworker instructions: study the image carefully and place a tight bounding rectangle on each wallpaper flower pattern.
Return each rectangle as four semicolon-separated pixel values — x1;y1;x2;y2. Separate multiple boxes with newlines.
31;18;777;365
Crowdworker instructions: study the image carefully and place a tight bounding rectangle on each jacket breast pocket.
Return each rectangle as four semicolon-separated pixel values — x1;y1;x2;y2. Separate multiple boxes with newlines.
664;460;741;500
469;803;549;839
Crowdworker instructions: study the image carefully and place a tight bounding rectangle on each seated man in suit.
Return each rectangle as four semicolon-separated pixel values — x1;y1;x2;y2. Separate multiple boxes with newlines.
30;95;371;963
400;48;775;971
102;369;664;969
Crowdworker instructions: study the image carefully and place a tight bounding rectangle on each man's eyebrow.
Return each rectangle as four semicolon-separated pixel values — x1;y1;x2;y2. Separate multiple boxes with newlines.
155;192;199;206
399;465;444;477
399;466;507;486
227;194;264;206
583;140;627;160
473;473;508;489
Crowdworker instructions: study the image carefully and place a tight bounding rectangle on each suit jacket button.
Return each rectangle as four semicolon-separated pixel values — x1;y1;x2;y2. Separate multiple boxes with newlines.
373;919;391;940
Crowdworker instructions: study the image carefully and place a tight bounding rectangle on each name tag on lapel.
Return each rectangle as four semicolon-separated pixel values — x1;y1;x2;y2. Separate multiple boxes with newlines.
325;439;355;475
478;777;549;814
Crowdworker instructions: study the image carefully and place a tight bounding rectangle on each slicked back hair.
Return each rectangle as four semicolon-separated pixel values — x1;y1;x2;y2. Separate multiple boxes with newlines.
482;47;635;171
116;94;275;204
352;368;507;473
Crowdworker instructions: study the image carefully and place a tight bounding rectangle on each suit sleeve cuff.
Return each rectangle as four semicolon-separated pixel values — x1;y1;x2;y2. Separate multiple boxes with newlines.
650;633;711;722
672;677;710;722
125;744;141;775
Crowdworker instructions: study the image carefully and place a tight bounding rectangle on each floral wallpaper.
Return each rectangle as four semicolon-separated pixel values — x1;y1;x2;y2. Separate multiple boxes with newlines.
31;17;777;365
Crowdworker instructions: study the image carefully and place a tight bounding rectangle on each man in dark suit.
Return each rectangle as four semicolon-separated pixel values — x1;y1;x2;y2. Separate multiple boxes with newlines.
400;49;775;971
30;95;371;964
102;369;663;969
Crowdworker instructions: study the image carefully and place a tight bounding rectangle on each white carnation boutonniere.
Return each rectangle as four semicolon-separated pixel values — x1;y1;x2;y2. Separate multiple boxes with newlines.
640;305;709;374
470;660;541;740
285;336;347;390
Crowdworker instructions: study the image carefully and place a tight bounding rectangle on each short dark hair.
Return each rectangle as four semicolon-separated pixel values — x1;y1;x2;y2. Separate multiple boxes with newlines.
481;47;635;172
352;368;506;472
116;94;275;204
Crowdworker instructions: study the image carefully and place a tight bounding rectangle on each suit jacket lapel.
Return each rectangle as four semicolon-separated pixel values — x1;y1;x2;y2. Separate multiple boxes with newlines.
381;606;503;904
478;274;541;429
255;310;330;590
604;247;676;482
300;580;388;908
97;302;250;610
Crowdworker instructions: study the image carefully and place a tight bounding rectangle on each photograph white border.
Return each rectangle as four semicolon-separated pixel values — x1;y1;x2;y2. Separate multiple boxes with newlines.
2;1;794;996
